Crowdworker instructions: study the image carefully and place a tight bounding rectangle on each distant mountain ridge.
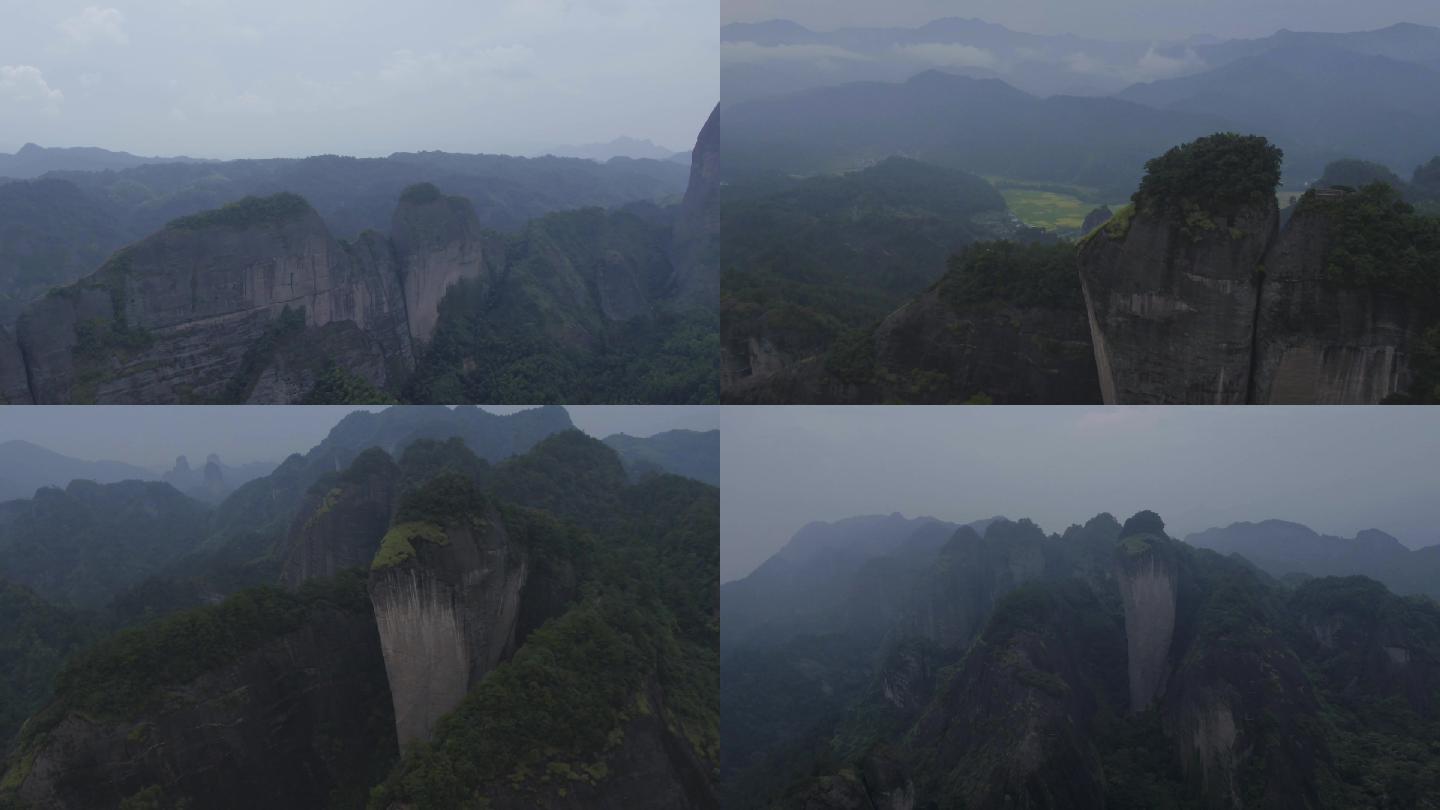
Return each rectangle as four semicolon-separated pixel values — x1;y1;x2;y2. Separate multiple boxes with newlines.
1186;519;1440;599
0;147;688;325
539;136;682;162
0;440;156;501
0;143;211;180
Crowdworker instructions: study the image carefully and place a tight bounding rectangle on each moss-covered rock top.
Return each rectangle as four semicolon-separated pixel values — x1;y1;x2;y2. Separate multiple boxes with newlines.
371;521;448;571
165;192;313;231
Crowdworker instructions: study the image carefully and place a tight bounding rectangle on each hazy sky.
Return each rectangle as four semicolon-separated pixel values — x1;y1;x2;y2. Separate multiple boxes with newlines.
0;0;717;158
723;0;1440;40
0;405;717;469
721;406;1440;583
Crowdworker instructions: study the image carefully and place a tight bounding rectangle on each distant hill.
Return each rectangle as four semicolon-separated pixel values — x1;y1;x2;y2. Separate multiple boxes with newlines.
1186;519;1440;599
603;429;719;485
1116;41;1440;180
0;142;209;180
724;70;1230;197
1193;22;1440;70
720;513;1003;652
0;440;156;501
722;17;1166;102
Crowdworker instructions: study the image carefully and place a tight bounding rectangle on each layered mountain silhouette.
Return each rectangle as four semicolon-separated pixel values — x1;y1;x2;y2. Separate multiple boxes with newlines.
0;108;719;404
723;510;1440;809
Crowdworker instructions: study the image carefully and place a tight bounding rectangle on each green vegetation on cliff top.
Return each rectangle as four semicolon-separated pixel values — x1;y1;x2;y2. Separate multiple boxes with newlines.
165;192;312;231
1132;133;1283;224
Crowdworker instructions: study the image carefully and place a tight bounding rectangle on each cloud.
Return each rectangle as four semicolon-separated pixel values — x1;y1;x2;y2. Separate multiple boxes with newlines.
895;43;998;69
0;65;64;112
1136;45;1205;80
1075;407;1164;434
721;41;872;67
58;6;129;46
378;45;534;89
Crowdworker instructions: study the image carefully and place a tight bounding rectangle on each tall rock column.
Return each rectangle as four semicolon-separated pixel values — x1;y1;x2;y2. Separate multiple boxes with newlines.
1117;538;1177;712
391;183;494;347
368;499;530;745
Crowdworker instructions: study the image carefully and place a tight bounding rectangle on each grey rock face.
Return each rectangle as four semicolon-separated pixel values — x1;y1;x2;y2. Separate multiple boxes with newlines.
1118;548;1177;712
668;106;719;310
1252;204;1417;403
368;511;529;745
1078;202;1277;404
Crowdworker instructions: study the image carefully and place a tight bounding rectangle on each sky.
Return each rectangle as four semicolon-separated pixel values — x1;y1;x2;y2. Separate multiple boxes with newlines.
721;406;1440;583
722;0;1440;40
0;0;717;158
0;405;718;469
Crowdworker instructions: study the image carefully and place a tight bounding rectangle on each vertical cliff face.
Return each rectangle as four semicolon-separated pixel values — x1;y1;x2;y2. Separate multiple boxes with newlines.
279;449;400;589
368;509;530;745
0;324;32;403
668;106;719;310
1252;202;1418;403
1117;539;1177;712
13;194;407;404
903;521;1051;651
1078;201;1276;404
391;184;496;347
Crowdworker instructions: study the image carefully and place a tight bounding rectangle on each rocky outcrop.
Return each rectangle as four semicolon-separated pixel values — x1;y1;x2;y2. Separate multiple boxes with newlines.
1080;206;1113;235
279;449;400;589
909;582;1111;810
1078;201;1276;404
368;506;530;745
902;522;1051;650
12;195;411;404
7;602;393;810
1251;202;1419;403
1117;541;1177;712
668;106;719;310
391;184;498;346
1080;189;1430;404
